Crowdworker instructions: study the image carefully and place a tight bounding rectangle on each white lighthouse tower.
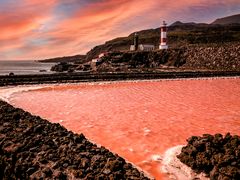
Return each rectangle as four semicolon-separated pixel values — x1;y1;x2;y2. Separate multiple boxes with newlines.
159;21;168;49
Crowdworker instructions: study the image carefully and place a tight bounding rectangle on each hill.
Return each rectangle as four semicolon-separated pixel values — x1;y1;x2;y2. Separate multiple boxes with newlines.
211;14;240;25
39;54;86;63
170;21;200;26
86;23;240;60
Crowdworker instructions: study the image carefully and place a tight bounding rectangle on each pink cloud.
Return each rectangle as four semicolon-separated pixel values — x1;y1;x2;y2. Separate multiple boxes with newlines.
0;0;57;59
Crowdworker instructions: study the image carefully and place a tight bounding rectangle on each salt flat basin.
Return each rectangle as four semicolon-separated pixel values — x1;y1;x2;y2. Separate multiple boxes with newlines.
8;78;240;179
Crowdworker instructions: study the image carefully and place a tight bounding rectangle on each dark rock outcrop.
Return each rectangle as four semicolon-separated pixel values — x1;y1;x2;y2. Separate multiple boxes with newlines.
50;62;78;72
182;43;240;71
92;43;240;72
177;133;240;180
0;100;150;180
94;49;186;72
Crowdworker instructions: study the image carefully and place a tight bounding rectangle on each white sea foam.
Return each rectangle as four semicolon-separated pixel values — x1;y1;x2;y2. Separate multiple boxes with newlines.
88;76;240;85
0;85;46;103
161;145;209;180
29;76;238;88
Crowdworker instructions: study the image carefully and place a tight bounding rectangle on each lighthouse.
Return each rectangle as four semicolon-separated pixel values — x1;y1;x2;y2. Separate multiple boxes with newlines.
134;33;139;51
130;33;139;51
159;21;168;49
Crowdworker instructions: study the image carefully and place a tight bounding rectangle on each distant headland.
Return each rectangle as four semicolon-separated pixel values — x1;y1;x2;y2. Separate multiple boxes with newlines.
38;14;240;73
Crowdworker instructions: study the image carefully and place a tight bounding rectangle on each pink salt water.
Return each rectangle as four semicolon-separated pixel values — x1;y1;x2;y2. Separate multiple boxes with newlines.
9;78;240;179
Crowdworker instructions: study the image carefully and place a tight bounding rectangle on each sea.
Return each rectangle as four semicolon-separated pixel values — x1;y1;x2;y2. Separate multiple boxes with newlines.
0;60;56;75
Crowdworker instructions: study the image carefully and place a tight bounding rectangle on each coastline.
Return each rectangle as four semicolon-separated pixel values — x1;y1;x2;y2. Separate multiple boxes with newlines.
1;70;240;86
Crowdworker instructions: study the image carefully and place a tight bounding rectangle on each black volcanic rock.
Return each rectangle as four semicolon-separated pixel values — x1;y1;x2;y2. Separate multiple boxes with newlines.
182;43;240;71
92;43;240;72
177;133;240;179
0;100;150;180
93;49;187;72
50;62;78;72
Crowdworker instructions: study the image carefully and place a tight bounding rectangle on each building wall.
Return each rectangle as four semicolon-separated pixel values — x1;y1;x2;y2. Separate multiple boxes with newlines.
139;44;155;51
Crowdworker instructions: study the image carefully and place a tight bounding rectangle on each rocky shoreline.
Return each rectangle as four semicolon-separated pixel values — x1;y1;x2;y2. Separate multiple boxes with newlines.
177;134;240;179
0;100;151;179
49;43;240;73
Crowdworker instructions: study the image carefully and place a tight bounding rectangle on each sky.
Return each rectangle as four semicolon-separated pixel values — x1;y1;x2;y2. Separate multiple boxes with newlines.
0;0;239;60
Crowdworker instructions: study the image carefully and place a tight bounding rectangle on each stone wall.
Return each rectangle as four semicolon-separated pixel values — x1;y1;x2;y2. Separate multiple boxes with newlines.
183;43;240;71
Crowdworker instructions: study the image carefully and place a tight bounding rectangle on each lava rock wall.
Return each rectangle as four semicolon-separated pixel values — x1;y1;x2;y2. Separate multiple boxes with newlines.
177;133;240;179
183;43;240;71
0;101;150;180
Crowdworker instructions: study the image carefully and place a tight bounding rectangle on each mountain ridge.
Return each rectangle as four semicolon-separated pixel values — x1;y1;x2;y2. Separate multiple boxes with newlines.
211;14;240;25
